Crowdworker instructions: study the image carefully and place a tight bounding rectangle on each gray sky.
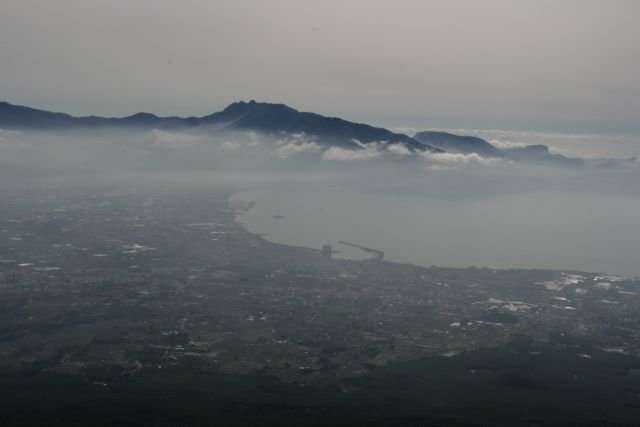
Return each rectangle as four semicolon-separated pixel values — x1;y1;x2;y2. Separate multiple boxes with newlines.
1;0;639;133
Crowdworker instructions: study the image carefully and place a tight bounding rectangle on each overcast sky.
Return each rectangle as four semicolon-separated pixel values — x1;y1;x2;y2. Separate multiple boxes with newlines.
1;0;639;133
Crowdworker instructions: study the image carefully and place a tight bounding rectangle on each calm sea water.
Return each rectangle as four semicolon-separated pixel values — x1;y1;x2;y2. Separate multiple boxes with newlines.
231;188;640;276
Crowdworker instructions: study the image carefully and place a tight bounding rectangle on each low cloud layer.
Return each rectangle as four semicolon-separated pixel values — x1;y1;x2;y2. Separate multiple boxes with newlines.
420;151;505;170
273;133;322;158
322;140;414;162
0;127;638;201
147;129;205;149
400;128;640;160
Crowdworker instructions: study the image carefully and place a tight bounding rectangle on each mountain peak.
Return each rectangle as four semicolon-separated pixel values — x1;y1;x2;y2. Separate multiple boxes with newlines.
221;100;298;116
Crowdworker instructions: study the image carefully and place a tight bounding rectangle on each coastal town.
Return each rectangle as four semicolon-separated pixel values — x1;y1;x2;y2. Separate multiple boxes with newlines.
1;186;639;390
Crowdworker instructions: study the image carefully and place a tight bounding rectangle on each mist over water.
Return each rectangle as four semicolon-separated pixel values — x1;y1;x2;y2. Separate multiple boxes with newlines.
2;127;640;276
233;187;640;276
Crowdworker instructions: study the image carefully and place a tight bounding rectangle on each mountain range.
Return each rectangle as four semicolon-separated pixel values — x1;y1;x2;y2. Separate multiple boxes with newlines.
1;99;628;167
413;130;586;166
0;100;436;152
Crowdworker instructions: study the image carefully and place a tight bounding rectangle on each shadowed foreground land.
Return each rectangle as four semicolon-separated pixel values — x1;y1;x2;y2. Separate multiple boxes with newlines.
3;339;640;426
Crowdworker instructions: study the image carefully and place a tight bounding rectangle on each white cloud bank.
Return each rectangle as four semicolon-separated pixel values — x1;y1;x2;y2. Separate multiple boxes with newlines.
274;141;322;158
272;133;321;158
323;146;379;161
322;140;413;161
420;151;504;170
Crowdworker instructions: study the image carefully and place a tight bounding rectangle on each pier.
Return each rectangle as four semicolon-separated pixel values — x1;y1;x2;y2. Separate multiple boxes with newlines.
338;241;384;261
